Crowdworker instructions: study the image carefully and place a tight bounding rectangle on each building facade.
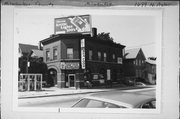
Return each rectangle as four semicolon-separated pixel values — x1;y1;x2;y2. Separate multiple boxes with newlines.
144;59;156;84
123;48;146;83
40;32;125;88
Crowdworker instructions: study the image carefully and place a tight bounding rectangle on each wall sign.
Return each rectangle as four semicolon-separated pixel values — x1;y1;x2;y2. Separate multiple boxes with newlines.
81;39;86;69
60;62;79;70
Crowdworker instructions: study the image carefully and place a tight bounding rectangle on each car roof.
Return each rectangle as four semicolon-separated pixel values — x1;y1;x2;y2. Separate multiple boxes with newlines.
89;91;155;107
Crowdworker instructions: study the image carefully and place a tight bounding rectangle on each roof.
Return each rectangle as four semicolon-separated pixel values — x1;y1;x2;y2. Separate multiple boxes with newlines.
125;48;141;59
146;59;156;65
31;49;43;58
19;43;38;54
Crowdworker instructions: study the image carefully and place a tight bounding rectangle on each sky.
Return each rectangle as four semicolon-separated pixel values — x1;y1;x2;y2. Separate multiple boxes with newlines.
15;8;158;58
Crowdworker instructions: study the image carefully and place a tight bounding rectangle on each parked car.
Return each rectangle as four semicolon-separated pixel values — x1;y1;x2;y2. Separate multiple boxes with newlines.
135;82;146;87
72;91;156;108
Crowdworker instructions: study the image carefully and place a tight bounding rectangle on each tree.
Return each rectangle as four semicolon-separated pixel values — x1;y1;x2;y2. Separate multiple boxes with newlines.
97;32;114;42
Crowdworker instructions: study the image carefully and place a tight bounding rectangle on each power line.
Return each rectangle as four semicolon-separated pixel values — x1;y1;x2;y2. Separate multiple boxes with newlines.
126;42;155;49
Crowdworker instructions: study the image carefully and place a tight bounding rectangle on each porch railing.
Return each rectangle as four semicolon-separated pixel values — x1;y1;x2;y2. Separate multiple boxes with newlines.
18;73;42;91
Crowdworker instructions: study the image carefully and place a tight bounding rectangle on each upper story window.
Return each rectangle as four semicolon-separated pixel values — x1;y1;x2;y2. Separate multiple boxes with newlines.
136;59;138;65
89;50;93;60
112;54;115;60
67;48;73;59
104;52;107;62
139;60;141;66
53;48;58;60
98;51;101;61
46;50;50;61
117;57;123;64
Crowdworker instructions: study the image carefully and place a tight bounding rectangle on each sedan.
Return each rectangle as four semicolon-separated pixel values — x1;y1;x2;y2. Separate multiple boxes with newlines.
72;91;156;109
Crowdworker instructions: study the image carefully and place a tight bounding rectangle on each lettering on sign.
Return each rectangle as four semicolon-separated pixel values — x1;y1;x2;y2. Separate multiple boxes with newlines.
60;62;79;70
81;39;85;69
55;15;91;34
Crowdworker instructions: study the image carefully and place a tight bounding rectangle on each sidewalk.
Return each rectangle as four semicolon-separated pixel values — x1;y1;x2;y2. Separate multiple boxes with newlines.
18;85;155;99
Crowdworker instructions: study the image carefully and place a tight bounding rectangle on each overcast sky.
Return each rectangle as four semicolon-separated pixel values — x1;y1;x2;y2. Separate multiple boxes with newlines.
15;8;158;58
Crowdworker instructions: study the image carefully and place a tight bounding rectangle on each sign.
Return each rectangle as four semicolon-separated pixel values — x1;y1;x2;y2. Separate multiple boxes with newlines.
117;57;123;64
60;62;79;70
81;39;85;69
55;15;91;34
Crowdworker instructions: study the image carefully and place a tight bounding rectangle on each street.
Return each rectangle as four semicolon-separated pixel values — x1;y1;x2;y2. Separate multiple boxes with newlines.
18;87;155;108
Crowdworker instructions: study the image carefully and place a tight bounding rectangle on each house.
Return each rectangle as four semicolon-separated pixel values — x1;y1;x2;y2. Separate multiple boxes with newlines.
18;43;42;73
123;48;146;84
144;58;156;84
40;28;126;88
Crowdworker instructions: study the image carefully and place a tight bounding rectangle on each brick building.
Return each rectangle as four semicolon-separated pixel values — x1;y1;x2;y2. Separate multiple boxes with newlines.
40;29;125;88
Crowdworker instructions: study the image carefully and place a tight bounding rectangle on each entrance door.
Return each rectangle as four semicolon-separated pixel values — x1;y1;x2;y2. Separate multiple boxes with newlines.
68;74;75;87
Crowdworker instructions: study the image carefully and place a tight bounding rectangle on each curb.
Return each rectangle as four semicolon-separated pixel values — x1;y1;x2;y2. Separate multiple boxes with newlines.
18;86;152;99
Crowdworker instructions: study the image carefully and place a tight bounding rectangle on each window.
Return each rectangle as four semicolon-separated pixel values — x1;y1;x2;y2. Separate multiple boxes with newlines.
113;54;116;60
141;100;156;108
67;48;73;59
89;50;93;60
104;52;107;62
112;54;115;60
53;48;58;60
98;51;101;61
139;60;141;66
136;59;138;65
46;50;50;61
117;57;122;64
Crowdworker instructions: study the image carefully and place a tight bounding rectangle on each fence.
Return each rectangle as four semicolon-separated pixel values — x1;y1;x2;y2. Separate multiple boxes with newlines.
18;73;42;91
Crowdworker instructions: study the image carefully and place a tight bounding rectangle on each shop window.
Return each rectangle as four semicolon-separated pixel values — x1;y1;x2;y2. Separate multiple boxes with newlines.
67;48;73;59
46;50;50;61
98;51;101;61
89;50;93;60
104;52;107;62
53;48;58;60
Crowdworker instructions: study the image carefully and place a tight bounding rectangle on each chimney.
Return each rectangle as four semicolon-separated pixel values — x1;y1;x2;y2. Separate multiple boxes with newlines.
38;41;42;50
92;27;97;37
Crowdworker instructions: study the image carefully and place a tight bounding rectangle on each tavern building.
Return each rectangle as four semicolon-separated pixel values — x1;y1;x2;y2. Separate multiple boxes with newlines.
40;28;125;88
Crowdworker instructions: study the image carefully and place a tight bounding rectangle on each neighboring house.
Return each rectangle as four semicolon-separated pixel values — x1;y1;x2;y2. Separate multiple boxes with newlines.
123;48;146;83
18;43;39;73
40;28;125;88
144;58;156;84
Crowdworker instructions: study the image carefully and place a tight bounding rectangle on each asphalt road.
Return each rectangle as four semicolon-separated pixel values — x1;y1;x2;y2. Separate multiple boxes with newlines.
18;88;155;108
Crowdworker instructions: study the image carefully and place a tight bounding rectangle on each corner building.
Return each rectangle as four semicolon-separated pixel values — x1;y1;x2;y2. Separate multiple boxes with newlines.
40;31;125;88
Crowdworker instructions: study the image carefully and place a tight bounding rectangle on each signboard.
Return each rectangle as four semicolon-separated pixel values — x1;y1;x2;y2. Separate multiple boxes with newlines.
81;39;85;69
60;62;79;70
55;15;91;34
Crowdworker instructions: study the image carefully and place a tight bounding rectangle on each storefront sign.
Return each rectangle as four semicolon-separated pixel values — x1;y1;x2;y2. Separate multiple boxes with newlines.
60;62;79;70
81;39;85;69
55;15;91;34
